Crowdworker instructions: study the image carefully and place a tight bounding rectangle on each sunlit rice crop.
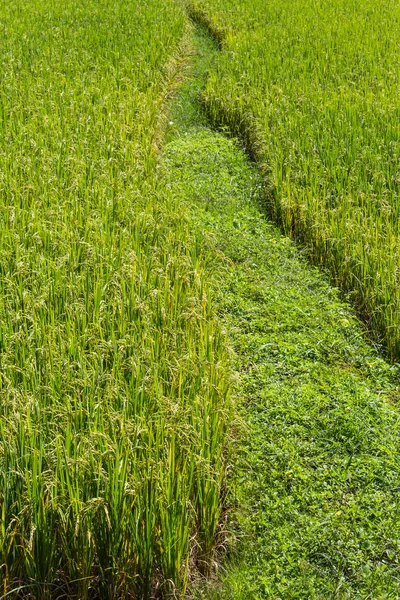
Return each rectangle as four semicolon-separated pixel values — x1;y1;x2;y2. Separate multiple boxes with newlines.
0;1;232;597
187;0;400;358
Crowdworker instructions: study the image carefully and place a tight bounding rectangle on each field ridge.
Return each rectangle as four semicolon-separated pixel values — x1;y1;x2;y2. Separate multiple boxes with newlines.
163;20;400;599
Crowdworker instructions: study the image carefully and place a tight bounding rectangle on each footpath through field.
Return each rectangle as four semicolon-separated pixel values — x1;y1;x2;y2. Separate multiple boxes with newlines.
164;22;400;599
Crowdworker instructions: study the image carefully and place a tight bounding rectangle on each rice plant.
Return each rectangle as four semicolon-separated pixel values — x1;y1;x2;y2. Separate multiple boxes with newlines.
0;1;232;597
187;0;400;358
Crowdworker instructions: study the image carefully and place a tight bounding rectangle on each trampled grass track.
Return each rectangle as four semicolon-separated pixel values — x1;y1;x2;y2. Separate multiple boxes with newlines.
164;23;400;599
186;0;400;359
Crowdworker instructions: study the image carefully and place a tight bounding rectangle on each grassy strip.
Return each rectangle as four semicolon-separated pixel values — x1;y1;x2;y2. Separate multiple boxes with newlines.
185;0;400;360
163;24;400;599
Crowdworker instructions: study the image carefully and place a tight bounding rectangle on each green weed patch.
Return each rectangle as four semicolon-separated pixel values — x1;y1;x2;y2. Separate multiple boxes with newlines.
165;125;400;599
162;23;400;593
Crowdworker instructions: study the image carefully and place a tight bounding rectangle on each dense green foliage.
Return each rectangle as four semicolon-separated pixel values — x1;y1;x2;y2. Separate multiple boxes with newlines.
187;0;400;358
0;3;232;597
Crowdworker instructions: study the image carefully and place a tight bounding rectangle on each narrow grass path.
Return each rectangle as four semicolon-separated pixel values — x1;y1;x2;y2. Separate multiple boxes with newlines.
163;23;400;599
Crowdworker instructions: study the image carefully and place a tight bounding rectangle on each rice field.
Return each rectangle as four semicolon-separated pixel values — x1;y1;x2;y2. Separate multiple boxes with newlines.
188;0;400;358
2;0;400;597
0;1;232;597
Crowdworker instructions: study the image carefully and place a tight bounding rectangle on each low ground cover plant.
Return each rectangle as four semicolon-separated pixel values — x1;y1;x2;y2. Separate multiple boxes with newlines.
164;25;400;597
